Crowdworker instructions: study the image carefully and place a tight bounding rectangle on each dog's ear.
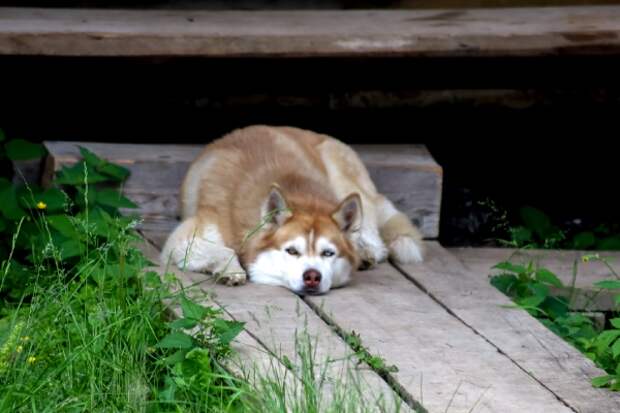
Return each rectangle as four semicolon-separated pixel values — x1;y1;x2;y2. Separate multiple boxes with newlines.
261;184;292;226
332;193;362;233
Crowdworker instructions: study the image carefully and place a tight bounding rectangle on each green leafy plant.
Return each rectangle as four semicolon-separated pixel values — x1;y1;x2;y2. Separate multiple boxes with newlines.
491;254;620;391
0;132;414;412
0;144;248;411
483;204;620;251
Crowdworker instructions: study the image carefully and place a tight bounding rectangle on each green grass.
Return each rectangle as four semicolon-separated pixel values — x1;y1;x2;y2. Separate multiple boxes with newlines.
0;137;411;412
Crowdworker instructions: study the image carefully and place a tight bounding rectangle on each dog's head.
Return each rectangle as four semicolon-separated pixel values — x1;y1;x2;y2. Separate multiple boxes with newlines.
246;186;361;295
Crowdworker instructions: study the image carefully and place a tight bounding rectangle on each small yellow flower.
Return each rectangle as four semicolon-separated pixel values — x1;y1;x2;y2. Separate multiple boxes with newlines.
36;201;47;210
582;253;600;263
21;336;30;342
15;345;23;353
27;356;36;364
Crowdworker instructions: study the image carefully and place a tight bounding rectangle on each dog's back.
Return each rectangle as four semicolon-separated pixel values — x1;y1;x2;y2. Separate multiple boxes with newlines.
181;125;340;250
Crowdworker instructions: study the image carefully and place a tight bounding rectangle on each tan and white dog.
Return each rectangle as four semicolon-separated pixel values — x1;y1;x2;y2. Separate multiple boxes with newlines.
161;125;424;294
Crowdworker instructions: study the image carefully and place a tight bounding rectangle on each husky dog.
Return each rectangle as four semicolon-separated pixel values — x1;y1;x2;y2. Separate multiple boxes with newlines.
161;126;423;294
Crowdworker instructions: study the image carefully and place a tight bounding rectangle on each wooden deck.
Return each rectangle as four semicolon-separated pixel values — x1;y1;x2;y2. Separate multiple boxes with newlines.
41;141;620;412
2;6;620;57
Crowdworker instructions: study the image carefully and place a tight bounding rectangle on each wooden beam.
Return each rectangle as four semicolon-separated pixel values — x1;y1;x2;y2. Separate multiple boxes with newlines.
2;7;620;57
43;140;442;238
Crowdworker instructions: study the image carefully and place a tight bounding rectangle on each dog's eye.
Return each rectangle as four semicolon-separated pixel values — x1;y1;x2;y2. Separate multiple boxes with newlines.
321;250;335;257
285;247;300;256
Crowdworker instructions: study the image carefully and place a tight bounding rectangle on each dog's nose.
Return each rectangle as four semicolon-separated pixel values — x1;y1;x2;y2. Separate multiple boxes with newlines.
303;269;322;289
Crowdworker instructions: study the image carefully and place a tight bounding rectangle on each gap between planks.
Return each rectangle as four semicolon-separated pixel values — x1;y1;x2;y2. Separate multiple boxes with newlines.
141;230;588;413
393;242;620;413
139;235;417;412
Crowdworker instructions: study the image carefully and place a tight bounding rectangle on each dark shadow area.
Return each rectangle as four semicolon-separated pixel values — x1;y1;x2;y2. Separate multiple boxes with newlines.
2;55;619;245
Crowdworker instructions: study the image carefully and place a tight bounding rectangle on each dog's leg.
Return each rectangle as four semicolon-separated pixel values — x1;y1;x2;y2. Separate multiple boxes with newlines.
160;217;247;286
376;195;424;264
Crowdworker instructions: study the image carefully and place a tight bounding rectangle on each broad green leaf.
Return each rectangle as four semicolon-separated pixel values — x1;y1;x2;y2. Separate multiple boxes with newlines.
594;280;620;290
86;207;114;238
520;206;553;239
213;319;245;345
47;215;78;238
535;268;563;288
99;163;130;181
78;146;130;181
29;188;66;212
592;375;615;388
59;239;83;259
180;296;207;321
75;186;97;210
597;236;620;251
610;318;620;329
55;162;110;185
490;274;517;295
510;226;533;245
0;183;27;220
518;295;546;309
613;339;620;359
595;330;620;354
96;189;138;209
5;139;46;160
528;282;550;299
144;271;162;287
156;332;194;349
573;231;596;250
493;261;527;274
169;318;198;330
163;349;188;365
79;146;105;168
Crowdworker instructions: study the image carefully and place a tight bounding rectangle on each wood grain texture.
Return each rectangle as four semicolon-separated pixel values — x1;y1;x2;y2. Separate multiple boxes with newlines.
450;247;620;310
139;237;410;411
304;259;580;413
43;140;442;238
2;7;620;57
396;242;620;413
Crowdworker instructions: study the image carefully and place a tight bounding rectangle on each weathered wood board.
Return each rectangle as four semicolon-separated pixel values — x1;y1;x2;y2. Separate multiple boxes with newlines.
43;140;442;238
450;247;620;310
304;260;578;413
2;7;620;57
395;242;620;413
140;238;411;412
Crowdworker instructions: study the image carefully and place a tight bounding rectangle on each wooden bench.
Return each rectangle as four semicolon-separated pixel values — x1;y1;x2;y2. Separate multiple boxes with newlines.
41;140;620;412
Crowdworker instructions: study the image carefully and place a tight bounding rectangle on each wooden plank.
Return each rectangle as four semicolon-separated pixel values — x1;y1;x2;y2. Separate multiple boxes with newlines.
304;260;579;413
2;7;620;57
394;242;620;413
43;140;442;238
450;247;620;310
140;236;412;412
137;239;288;391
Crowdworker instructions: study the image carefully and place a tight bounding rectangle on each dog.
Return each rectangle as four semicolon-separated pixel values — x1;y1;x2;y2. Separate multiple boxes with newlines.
161;125;424;294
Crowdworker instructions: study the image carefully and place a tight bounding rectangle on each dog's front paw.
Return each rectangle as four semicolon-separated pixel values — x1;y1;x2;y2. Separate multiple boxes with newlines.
216;270;248;286
356;238;389;270
389;235;424;264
